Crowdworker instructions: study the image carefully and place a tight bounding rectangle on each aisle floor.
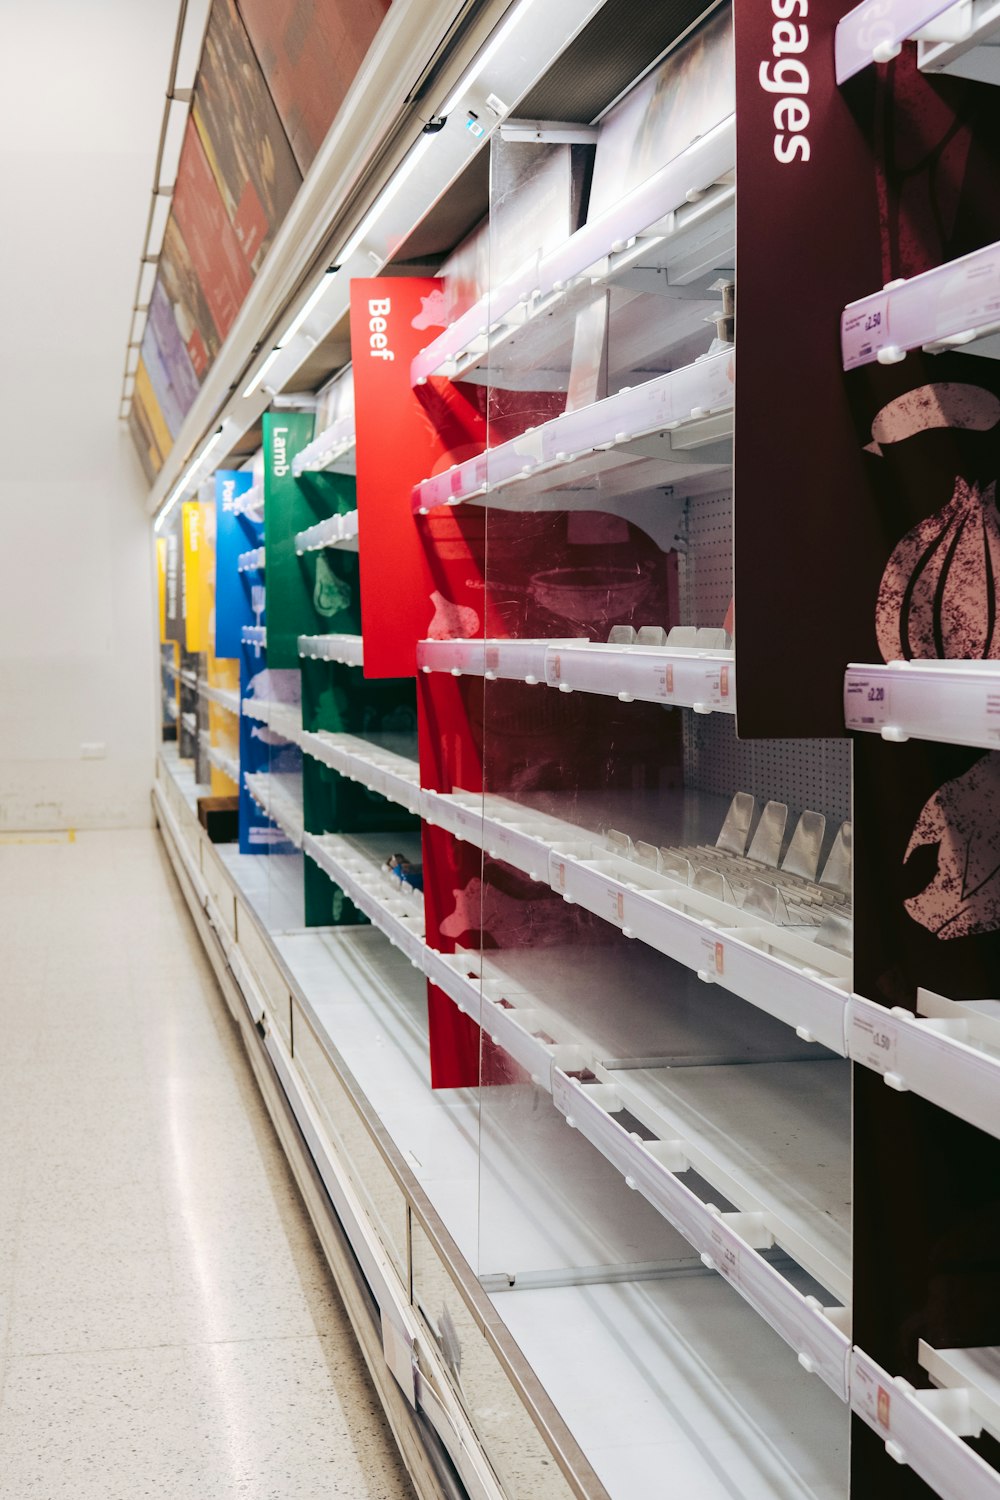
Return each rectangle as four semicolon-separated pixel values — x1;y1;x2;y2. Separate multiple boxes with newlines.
0;828;415;1500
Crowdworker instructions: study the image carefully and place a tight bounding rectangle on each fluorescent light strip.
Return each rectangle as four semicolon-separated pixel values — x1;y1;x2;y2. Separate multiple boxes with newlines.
242;347;282;400
153;427;225;531
276;269;337;348
440;0;535;113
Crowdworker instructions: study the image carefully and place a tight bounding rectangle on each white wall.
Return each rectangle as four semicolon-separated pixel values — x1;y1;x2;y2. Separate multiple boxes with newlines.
0;0;180;829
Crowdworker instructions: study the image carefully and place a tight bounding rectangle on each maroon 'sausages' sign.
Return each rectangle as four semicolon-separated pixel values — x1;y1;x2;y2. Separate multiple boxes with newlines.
733;0;882;737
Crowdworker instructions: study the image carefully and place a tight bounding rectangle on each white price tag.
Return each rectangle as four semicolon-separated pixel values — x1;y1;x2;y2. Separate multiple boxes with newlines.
606;885;626;926
709;1222;741;1288
551;856;567;892
845;675;891;730
842;296;891;371
850;1008;899;1075
852;1356;893;1433
655;662;675;699
986;691;1000;742
700;935;725;976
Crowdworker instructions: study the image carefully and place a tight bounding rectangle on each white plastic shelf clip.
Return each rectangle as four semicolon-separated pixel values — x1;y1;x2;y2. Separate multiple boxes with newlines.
237;546;265;572
291;415;356;477
302;832;426;970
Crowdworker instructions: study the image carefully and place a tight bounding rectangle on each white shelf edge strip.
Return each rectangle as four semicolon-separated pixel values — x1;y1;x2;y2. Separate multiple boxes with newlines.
302;832;426;969
298;633;365;667
852;1348;1000;1500
847;992;1000;1143
237;546;265;572
200;682;240;714
207;745;240;783
412;351;734;514
835;0;957;81
418;636;734;713
240;698;304;744
845;661;1000;749
421;787;852;1056
298;730;422;815
842;238;1000;369
242;772;304;847
241;625;267;646
294;510;360;553
291;416;357;476
411;116;736;385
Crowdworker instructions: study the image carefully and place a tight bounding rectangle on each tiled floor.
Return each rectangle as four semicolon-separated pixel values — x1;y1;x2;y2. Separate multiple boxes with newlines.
0;828;415;1499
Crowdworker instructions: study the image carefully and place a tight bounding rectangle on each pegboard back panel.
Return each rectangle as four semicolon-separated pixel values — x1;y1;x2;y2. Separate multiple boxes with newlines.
683;713;852;828
678;489;733;628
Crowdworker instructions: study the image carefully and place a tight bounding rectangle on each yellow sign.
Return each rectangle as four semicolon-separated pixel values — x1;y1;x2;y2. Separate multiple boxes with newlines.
182;501;212;653
156;537;167;643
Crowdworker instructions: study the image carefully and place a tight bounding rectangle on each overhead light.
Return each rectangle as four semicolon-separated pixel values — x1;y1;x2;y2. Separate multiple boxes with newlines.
336;131;437;265
241;346;282;399
440;0;535;114
153;426;225;531
276;269;337;348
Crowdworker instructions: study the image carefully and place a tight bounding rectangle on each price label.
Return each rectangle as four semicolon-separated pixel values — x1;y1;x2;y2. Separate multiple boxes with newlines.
549;653;562;683
986;691;1000;741
852;1357;892;1432
606;886;626;925
842;295;891;371
485;646;500;673
701;936;725;976
655;663;675;698
845;674;891;730
850;1008;899;1075
551;857;567;892
710;1222;741;1288
720;665;730;700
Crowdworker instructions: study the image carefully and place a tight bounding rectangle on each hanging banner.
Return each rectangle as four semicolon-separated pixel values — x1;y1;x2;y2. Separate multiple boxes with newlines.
163;524;184;645
182;501;212;653
732;0;882;737
215;469;257;659
349;277;488;679
262;410;361;671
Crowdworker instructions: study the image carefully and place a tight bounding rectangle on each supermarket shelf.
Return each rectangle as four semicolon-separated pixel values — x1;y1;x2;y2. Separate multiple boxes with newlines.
298;633;364;667
429;942;849;1298
852;1347;1000;1500
163;660;180;681
836;0;955;78
234;477;263;519
422;787;852;1055
294;510;359;554
847;990;1000;1143
241;696;303;744
298;729;422;815
411;116;736;387
237;546;265;572
919;0;1000;79
207;744;240;784
291;413;356;477
241;625;267;648
243;771;304;847
842;240;1000;370
181;710;197;734
921;1342;1000;1447
845;660;1000;749
412;351;734;517
837;0;1000;82
178;667;197;689
418;629;734;712
303;830;426;969
427;952;849;1386
199;681;240;715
